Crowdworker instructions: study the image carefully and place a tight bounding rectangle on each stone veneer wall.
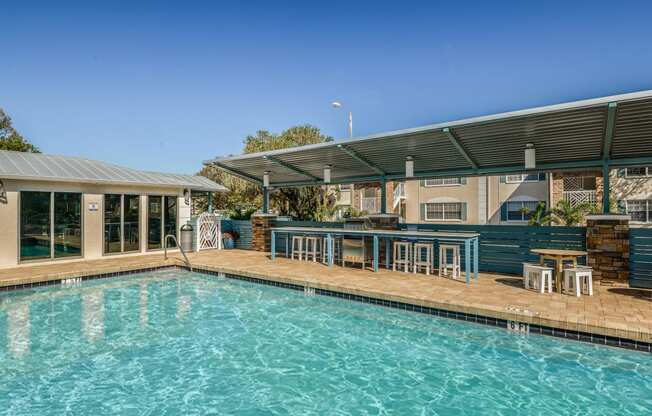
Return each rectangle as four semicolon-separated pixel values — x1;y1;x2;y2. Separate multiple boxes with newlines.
251;214;276;252
586;215;630;283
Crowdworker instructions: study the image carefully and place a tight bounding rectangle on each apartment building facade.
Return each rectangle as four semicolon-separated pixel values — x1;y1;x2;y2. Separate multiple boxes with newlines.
387;167;652;227
397;174;549;225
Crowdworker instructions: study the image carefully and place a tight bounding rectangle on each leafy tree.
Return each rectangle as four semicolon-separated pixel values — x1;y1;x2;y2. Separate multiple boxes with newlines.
0;109;40;153
198;125;335;220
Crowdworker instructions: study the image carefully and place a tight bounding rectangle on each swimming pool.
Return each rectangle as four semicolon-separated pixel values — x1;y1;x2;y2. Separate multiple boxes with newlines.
0;269;650;415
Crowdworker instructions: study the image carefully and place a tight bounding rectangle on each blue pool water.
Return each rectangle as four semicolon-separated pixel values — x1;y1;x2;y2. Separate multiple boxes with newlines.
0;270;651;415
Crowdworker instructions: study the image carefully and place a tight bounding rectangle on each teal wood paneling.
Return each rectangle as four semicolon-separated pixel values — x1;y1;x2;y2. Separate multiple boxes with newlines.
399;223;586;274
629;228;652;288
221;220;253;249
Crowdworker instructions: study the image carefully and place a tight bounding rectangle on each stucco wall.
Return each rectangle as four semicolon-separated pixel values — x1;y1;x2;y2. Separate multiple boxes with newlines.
0;179;190;268
404;178;480;224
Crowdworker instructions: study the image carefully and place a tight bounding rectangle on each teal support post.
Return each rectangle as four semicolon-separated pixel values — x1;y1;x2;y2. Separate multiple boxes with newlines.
464;239;471;285
263;187;270;214
207;192;213;213
380;177;387;214
602;163;610;214
270;230;276;260
373;235;379;272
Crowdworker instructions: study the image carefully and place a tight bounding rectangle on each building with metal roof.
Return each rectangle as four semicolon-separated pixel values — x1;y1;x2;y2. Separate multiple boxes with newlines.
0;150;226;192
205;89;652;214
0;150;226;268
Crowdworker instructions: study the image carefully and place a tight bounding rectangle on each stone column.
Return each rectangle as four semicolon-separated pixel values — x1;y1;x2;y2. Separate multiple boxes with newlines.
585;214;630;283
251;213;277;252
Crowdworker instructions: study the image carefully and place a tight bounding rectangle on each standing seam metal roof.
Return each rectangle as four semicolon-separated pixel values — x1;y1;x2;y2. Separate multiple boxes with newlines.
205;89;652;186
0;150;227;192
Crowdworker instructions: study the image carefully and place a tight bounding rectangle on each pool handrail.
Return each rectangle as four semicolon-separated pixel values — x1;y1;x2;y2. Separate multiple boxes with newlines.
164;234;192;271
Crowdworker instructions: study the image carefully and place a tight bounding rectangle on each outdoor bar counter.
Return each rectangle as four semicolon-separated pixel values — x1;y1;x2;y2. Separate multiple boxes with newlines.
270;227;479;283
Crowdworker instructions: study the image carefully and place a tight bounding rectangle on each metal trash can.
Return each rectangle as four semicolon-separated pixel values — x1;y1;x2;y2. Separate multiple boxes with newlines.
180;223;194;252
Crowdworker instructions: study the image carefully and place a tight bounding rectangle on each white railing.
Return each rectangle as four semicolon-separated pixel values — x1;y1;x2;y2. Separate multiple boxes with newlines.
361;197;379;213
393;182;405;209
563;190;597;207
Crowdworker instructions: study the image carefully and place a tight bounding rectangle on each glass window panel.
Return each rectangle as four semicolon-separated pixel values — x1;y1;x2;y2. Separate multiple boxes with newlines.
124;195;140;252
54;192;82;258
362;188;376;198
148;196;162;250
626;167;646;177
20;191;51;261
443;203;462;220
104;194;122;253
507;202;525;221
424;177;461;186
164;196;177;248
628;200;648;222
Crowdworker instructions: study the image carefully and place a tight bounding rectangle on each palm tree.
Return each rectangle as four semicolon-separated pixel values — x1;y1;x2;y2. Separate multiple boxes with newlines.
550;200;592;226
526;202;553;226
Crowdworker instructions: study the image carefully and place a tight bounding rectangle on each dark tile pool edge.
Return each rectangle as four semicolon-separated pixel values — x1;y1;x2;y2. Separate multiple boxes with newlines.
0;265;178;292
189;266;652;354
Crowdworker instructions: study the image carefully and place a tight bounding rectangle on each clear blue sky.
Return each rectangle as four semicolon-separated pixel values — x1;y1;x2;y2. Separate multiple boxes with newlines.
2;1;652;174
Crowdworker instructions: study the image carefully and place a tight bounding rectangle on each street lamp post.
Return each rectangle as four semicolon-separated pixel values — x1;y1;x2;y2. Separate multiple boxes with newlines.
331;101;352;138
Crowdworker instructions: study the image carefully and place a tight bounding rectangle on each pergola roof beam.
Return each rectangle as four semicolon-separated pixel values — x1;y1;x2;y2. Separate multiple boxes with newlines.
263;155;321;181
337;144;385;175
602;102;618;161
210;162;262;185
442;127;478;169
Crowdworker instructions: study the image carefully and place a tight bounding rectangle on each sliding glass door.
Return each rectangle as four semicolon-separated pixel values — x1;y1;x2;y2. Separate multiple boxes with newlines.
20;192;51;261
53;193;82;258
20;191;82;261
148;196;163;250
124;195;140;252
147;196;177;250
104;194;140;254
104;195;122;253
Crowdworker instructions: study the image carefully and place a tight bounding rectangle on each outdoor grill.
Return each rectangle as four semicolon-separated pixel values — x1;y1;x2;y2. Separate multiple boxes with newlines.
342;217;374;267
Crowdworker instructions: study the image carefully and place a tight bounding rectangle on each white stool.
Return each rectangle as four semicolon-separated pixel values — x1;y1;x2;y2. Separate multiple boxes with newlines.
413;243;433;275
522;263;553;293
439;244;461;279
393;241;411;272
563;267;594;297
304;237;320;262
291;236;305;261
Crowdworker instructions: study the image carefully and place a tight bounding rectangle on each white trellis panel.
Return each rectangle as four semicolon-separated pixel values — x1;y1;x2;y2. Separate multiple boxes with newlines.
196;213;222;251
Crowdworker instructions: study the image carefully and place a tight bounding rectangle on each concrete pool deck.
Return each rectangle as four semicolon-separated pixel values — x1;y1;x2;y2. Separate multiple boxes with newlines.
1;249;651;347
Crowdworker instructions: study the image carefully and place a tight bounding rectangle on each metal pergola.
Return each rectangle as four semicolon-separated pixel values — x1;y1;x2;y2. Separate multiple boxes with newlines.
205;90;652;214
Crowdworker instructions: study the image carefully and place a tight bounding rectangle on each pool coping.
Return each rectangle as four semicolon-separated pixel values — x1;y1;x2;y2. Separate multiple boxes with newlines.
1;260;650;354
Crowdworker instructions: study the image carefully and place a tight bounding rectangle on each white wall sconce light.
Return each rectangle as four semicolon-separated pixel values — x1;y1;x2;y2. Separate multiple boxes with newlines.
323;165;332;183
525;143;536;169
405;156;414;178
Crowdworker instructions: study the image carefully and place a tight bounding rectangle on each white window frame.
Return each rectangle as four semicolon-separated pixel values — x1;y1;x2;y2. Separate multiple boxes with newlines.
624;167;652;178
624;200;652;222
505;200;543;222
424;202;463;221
505;173;544;184
423;177;463;187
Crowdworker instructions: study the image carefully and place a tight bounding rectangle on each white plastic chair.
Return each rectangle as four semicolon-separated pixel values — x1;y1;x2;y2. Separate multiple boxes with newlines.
439;244;461;279
413;243;433;275
522;263;553;293
393;241;411;272
563;267;594;297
